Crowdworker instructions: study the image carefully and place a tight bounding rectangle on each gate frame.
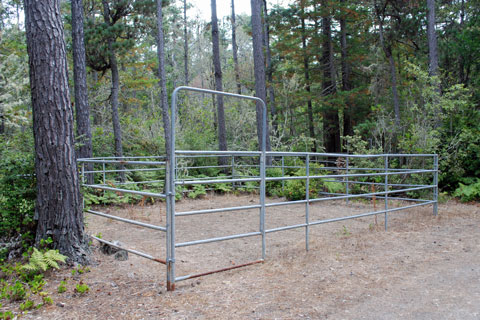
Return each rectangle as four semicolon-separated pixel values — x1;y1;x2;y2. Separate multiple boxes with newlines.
165;86;268;291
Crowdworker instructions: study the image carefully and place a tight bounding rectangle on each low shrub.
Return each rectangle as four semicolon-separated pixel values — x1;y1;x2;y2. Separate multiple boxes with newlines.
0;135;36;239
453;178;480;202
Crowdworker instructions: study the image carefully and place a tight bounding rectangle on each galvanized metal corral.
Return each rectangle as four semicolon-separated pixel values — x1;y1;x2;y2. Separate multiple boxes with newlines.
78;87;438;292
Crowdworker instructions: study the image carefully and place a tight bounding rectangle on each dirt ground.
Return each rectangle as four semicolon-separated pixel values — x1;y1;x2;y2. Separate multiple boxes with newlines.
17;194;480;319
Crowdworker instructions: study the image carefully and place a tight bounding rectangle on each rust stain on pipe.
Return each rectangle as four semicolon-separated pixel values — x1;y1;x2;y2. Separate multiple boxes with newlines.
153;258;167;265
182;260;264;281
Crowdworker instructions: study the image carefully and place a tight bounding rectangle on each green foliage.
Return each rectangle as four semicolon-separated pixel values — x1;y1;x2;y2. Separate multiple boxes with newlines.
2;280;26;301
282;165;325;201
214;182;233;194
323;180;345;194
57;280;67;294
39;291;53;305
74;282;89;295
453;178;480;202
266;167;283;196
0;133;36;239
339;225;351;237
283;179;307;201
22;248;67;273
19;299;35;311
0;310;14;320
0;26;30;133
28;274;45;294
186;184;207;199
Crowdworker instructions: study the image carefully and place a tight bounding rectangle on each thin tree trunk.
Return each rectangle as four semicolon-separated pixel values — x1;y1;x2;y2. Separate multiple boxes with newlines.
321;11;341;154
377;15;400;128
183;0;189;85
427;0;439;77
339;0;353;146
300;13;316;152
102;0;125;182
426;0;441;127
71;0;93;183
458;0;465;84
24;0;89;263
250;0;271;156
231;0;241;94
262;0;277;135
156;0;171;158
211;0;228;165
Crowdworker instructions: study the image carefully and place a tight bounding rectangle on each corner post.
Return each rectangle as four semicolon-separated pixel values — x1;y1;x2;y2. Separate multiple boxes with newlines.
384;155;389;231
305;154;310;251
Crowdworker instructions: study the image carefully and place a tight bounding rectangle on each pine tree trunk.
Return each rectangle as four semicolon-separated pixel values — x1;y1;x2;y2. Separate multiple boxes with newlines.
301;13;316;152
24;0;89;264
156;0;171;158
377;15;400;128
0;114;4;134
339;0;353;142
211;0;228;166
183;0;189;85
427;0;439;77
231;0;241;94
102;0;125;182
458;0;466;84
262;0;277;136
321;13;341;154
250;0;271;155
71;0;93;183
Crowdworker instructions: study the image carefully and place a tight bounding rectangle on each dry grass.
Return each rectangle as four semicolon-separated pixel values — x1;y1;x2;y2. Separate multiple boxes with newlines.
15;195;480;319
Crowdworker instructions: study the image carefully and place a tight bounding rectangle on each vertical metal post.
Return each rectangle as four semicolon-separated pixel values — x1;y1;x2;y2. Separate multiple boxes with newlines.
81;163;85;208
281;156;285;193
259;100;267;261
81;163;85;184
102;162;106;185
433;154;438;216
167;88;180;292
345;156;349;204
305;155;310;251
384;155;389;231
174;156;177;180
231;156;235;190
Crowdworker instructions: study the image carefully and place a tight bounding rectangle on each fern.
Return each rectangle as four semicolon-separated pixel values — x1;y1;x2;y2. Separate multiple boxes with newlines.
22;248;67;273
43;250;67;269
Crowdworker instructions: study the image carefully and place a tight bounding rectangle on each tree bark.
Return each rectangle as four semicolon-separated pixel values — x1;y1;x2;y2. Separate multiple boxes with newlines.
262;0;277;136
377;12;400;128
458;0;465;84
156;0;171;158
427;0;439;77
231;0;241;94
339;0;353;141
0;114;4;135
211;0;228;165
300;12;316;152
183;0;189;85
102;0;125;182
321;11;341;154
71;0;93;183
24;0;89;264
250;0;271;155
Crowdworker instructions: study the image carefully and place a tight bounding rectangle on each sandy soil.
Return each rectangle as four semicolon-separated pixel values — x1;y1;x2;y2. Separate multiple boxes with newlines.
16;194;480;319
